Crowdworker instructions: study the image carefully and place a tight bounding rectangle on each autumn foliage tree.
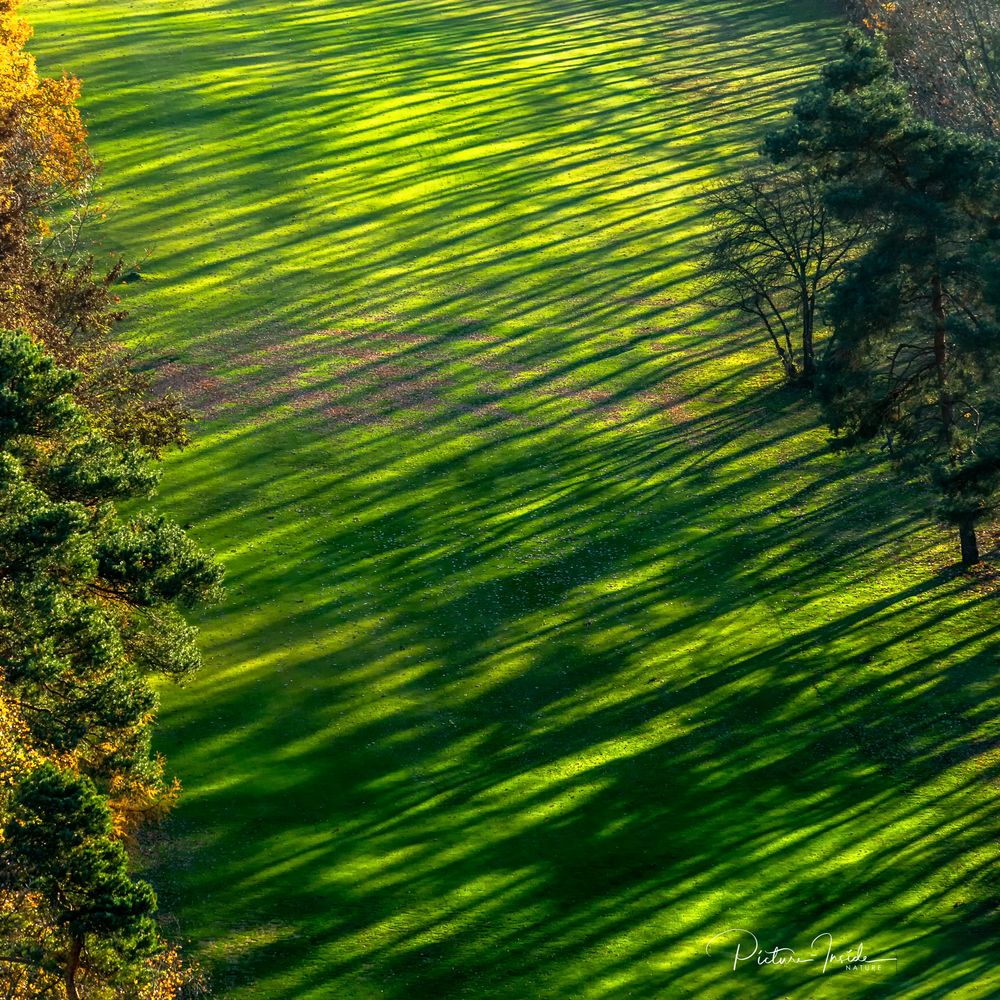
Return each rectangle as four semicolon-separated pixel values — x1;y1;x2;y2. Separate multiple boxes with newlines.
0;0;188;455
850;0;1000;139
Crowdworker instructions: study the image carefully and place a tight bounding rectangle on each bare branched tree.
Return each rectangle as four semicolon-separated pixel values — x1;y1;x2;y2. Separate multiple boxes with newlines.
701;165;869;385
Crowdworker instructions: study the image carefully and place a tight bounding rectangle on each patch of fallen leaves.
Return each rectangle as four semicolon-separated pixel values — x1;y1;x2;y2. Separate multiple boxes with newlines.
154;323;703;437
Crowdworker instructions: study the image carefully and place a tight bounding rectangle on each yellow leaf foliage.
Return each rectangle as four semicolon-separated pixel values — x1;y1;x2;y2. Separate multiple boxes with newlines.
0;0;91;194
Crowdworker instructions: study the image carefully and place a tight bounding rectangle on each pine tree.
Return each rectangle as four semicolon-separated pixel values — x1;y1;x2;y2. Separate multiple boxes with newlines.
0;328;221;802
0;330;220;996
0;763;160;999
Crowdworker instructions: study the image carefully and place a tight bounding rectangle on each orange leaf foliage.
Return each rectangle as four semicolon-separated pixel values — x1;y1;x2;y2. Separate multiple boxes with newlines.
0;0;91;210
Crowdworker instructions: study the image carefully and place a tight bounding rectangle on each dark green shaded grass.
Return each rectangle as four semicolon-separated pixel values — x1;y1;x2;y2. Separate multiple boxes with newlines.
26;0;1000;996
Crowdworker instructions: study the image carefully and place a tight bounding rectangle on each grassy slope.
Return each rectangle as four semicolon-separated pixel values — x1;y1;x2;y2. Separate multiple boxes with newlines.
25;0;1000;996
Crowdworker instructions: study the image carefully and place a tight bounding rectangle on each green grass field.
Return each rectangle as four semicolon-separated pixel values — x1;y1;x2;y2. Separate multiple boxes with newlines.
24;0;1000;996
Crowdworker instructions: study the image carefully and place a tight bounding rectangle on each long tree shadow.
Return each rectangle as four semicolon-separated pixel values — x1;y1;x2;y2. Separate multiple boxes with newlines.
146;342;1000;997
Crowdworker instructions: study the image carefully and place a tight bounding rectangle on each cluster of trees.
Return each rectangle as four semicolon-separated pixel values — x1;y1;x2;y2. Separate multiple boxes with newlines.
705;22;1000;566
852;0;1000;137
0;2;222;997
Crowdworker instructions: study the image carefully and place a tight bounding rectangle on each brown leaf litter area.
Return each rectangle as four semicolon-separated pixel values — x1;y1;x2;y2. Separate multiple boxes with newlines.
153;324;700;437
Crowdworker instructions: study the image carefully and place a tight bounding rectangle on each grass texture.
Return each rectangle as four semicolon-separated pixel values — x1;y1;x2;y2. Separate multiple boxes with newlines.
25;0;1000;996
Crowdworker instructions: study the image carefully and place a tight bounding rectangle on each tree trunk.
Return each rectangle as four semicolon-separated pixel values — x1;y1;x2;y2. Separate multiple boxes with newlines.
802;299;816;384
64;937;81;1000
958;514;980;566
760;314;798;382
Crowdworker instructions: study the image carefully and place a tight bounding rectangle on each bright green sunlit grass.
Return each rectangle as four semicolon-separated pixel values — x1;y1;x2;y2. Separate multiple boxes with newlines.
25;0;1000;996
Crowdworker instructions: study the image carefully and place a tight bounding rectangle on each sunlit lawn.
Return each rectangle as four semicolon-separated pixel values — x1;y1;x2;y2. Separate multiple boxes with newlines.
26;0;1000;996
